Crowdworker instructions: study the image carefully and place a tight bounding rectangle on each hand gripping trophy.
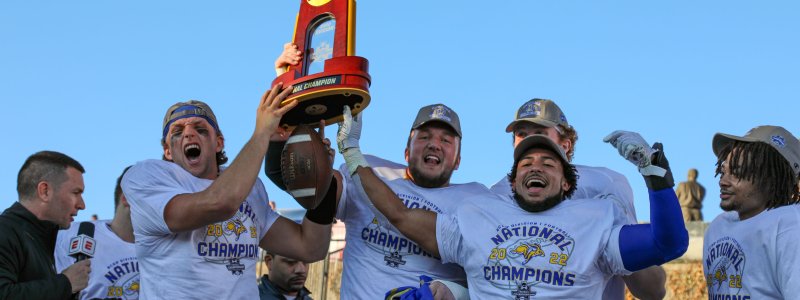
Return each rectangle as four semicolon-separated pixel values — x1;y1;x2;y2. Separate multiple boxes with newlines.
274;0;371;128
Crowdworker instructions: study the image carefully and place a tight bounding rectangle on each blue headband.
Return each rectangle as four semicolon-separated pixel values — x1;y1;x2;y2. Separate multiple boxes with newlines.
162;105;220;140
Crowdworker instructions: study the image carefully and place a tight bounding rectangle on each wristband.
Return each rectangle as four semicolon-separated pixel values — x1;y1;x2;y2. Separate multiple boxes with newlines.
342;148;369;176
305;177;338;225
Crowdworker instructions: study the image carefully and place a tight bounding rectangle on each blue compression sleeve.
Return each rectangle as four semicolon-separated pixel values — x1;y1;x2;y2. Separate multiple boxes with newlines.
619;188;688;272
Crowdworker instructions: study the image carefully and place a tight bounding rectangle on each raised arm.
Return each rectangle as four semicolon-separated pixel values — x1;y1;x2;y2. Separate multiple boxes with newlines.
260;123;340;262
337;106;440;257
600;139;668;299
264;121;343;205
604;131;689;272
163;84;297;232
266;42;303;189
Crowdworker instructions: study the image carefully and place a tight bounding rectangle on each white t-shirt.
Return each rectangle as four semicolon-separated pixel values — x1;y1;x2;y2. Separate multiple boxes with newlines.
122;160;279;300
703;205;800;299
491;164;637;299
56;220;139;300
437;193;631;299
335;155;492;300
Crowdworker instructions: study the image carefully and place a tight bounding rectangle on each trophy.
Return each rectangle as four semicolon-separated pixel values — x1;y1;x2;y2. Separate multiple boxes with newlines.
275;0;371;127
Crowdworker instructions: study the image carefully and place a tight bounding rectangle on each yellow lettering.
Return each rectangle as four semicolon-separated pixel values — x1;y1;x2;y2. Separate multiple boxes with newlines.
107;286;123;296
206;225;215;236
729;275;742;288
549;253;568;266
549;252;558;264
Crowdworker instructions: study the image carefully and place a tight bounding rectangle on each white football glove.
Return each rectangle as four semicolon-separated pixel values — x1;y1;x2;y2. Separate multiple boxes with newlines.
337;106;369;175
337;105;362;152
603;130;666;177
431;279;470;300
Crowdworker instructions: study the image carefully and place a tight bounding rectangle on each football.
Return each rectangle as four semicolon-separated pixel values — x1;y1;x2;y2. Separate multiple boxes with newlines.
280;124;333;210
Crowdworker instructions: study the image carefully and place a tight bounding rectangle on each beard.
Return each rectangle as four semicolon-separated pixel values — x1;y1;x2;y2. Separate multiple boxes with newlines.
512;189;564;213
407;162;453;188
719;201;734;212
285;277;306;292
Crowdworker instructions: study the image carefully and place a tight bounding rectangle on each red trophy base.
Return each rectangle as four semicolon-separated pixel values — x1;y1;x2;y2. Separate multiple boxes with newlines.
274;56;371;127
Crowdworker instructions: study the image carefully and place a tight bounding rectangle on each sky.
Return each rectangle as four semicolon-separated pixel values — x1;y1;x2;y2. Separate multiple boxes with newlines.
2;1;798;222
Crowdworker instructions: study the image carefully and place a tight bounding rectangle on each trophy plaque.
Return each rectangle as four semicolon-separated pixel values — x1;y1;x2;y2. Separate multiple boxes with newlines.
275;0;371;127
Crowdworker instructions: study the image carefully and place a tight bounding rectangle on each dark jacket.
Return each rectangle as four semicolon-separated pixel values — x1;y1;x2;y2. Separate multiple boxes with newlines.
258;275;312;300
0;202;73;300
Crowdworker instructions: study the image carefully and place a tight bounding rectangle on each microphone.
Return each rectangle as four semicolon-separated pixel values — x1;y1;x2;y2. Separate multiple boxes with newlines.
68;222;96;262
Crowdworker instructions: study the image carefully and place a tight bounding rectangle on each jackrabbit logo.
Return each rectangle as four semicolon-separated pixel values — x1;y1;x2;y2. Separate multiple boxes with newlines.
704;237;748;298
197;202;260;275
484;222;577;294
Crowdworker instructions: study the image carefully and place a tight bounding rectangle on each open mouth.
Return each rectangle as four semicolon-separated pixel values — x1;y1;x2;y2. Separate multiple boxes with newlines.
184;143;201;161
423;154;441;165
524;175;547;189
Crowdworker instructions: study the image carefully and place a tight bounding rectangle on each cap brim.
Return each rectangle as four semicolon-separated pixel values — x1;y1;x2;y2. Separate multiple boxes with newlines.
413;120;462;137
505;118;560;133
712;133;761;157
514;135;569;163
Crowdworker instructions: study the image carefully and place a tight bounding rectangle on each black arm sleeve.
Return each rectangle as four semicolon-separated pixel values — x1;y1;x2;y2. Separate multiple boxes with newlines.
305;176;339;225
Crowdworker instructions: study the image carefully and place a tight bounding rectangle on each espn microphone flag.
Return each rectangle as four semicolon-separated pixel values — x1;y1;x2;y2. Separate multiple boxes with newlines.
68;222;96;260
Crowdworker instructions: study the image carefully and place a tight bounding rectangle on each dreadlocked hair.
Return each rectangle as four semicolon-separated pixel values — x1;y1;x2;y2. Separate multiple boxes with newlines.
715;141;800;209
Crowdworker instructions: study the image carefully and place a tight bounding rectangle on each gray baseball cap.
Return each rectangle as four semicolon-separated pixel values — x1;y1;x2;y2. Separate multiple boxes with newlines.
162;100;221;141
514;135;570;164
411;104;462;137
712;125;800;181
505;99;570;133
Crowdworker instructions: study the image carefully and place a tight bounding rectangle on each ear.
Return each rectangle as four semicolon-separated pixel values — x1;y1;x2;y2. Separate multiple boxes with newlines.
120;194;130;208
561;178;571;193
559;138;573;155
36;181;51;202
509;174;517;195
264;254;274;269
216;135;225;153
453;139;462;170
404;130;416;163
163;142;173;161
